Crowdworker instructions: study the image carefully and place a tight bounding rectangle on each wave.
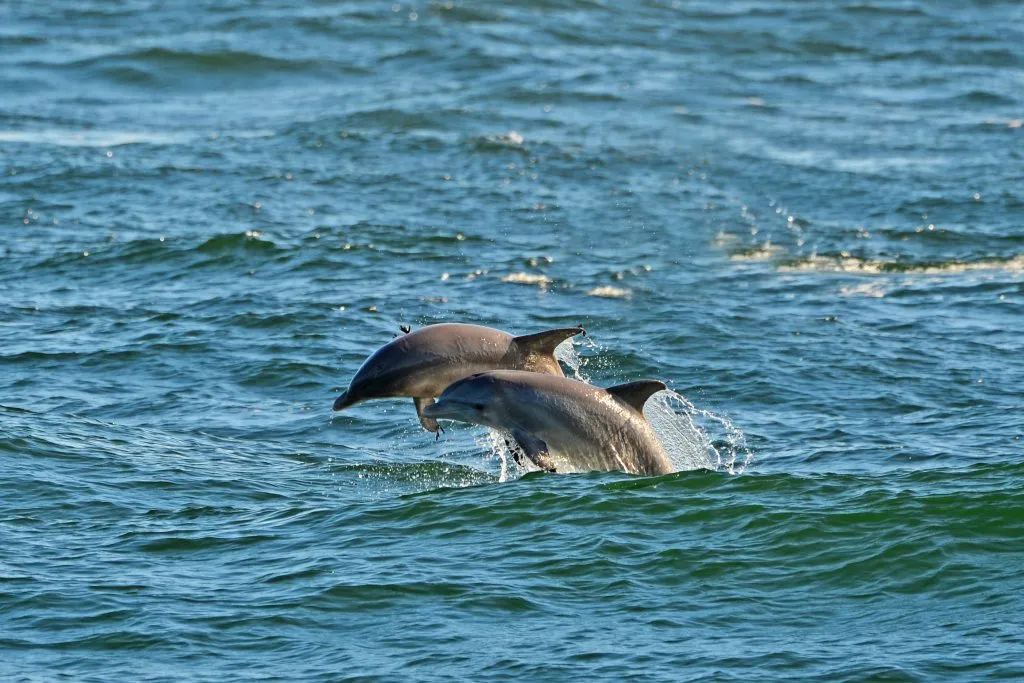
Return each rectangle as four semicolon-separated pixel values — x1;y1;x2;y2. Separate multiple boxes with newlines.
45;47;369;88
195;231;281;254
72;47;338;74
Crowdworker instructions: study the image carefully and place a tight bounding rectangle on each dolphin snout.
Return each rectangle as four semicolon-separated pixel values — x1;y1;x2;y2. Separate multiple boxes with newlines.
421;399;462;421
333;390;354;411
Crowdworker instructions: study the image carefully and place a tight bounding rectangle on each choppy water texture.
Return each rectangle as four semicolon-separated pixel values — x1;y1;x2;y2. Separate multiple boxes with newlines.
2;0;1023;680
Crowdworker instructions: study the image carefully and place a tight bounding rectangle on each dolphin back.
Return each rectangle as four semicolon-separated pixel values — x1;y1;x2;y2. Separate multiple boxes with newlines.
345;323;514;401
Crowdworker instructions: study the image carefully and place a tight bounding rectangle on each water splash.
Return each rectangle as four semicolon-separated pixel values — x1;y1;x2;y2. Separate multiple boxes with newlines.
555;334;599;382
476;428;515;482
644;390;753;474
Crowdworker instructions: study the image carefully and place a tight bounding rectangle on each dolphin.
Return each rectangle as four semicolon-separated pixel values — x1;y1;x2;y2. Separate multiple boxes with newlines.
422;370;674;476
332;323;585;433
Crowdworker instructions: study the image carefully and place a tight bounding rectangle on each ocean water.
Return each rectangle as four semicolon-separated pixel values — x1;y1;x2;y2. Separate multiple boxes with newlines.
2;0;1023;680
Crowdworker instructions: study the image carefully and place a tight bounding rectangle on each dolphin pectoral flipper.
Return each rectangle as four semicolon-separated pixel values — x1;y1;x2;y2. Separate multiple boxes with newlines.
503;436;527;468
510;429;557;472
414;397;441;433
606;380;667;416
512;326;585;370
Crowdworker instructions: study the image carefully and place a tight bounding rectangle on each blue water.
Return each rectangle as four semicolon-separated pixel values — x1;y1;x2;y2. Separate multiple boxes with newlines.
2;1;1023;680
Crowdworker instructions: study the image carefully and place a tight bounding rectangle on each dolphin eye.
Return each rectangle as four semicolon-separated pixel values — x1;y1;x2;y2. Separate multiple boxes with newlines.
473;403;486;411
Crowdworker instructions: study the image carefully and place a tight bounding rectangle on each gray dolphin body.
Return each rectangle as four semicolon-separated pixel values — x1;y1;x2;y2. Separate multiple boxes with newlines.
423;370;674;476
333;323;584;432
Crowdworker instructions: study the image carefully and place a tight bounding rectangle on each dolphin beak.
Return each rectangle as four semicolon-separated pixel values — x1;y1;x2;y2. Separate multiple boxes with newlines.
421;399;465;422
333;390;354;411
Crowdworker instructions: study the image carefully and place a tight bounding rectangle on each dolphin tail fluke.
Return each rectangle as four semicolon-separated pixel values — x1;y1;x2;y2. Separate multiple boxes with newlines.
513;326;585;369
606;380;667;416
414;397;441;433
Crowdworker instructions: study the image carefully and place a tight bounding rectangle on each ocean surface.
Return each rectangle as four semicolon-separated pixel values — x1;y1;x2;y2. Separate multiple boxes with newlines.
2;0;1023;680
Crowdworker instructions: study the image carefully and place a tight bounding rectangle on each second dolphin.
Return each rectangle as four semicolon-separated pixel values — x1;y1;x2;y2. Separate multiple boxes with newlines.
423;370;674;476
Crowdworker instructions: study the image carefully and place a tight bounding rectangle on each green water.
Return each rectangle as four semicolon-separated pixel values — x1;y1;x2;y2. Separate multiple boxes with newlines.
2;0;1023;680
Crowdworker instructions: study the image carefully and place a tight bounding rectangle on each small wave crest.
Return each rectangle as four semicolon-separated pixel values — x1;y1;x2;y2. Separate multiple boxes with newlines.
196;231;279;253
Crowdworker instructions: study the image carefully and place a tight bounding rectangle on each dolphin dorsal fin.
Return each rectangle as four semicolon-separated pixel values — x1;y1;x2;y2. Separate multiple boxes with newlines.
607;380;667;415
512;326;585;358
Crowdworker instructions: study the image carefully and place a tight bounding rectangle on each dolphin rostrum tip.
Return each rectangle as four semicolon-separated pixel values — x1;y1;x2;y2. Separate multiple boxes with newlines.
333;391;352;411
